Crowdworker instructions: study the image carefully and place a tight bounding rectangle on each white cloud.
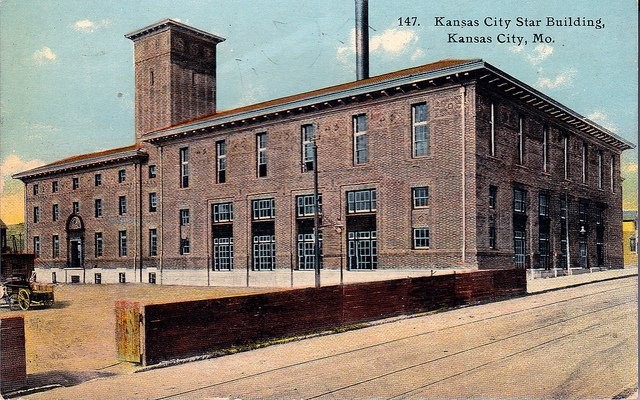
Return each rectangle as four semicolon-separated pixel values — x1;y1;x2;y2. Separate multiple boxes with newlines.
32;47;57;65
0;155;44;193
509;45;525;53
526;44;554;65
536;69;576;89
337;28;420;69
72;19;111;33
586;111;618;132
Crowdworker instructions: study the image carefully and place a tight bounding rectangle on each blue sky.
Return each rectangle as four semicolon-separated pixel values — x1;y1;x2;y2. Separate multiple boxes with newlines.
1;0;637;223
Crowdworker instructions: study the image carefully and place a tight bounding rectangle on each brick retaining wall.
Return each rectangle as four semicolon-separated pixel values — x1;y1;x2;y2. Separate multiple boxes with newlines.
117;268;526;365
0;316;27;394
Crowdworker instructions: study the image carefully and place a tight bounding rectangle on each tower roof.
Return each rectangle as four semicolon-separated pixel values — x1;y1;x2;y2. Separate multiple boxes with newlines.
125;18;225;43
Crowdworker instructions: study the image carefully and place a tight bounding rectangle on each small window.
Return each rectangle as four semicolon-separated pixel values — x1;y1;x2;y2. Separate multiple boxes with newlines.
413;228;430;249
347;189;376;214
257;133;268;177
517;115;524;165
353;114;368;165
118;272;126;283
94;273;102;284
149;229;158;256
412;103;429;157
119;196;127;215
52;204;60;221
119;231;127;257
118;169;126;183
72;177;79;190
212;202;234;223
95;233;103;257
71;275;80;284
597;150;603;189
216;140;227;183
149;192;158;212
581;141;588;184
180;209;190;225
412;187;429;208
94;199;103;218
296;194;322;217
180;238;190;255
33;206;40;223
542;125;549;172
33;184;40;195
489;102;496;156
52;181;59;193
180;147;189;188
95;174;102;187
52;272;57;284
148;165;157;178
33;236;40;258
301;125;315;171
538;192;549;217
149;272;157;284
52;235;60;258
631;237;637;253
563;134;569;180
489;185;497;209
252;199;275;220
489;222;496;249
513;188;526;214
72;201;80;214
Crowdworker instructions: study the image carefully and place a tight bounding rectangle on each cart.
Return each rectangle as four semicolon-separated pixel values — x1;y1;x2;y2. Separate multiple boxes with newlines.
1;276;54;311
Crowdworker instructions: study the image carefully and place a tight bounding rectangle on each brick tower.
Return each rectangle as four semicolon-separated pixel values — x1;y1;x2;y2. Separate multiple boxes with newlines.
126;19;225;140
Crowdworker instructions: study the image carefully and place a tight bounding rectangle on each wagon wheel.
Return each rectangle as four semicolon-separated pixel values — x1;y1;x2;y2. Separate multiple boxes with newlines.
17;288;30;311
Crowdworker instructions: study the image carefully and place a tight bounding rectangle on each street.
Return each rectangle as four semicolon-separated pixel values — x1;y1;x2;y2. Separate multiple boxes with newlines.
23;276;637;399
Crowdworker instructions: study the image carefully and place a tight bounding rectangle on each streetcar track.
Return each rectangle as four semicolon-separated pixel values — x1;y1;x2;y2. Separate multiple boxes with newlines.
155;282;636;400
305;299;635;400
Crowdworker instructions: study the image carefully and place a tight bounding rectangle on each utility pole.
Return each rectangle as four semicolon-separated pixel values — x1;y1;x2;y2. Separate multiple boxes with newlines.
313;140;321;288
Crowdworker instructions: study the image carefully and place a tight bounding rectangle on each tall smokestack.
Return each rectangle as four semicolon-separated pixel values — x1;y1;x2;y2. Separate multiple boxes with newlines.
355;0;369;80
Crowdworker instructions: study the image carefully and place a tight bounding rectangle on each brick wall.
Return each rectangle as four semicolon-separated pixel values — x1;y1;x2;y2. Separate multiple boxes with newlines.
117;268;526;365
0;316;27;394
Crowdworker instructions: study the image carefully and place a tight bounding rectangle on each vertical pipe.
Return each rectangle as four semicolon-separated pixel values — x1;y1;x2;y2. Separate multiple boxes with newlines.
355;0;369;80
313;141;321;288
460;86;466;264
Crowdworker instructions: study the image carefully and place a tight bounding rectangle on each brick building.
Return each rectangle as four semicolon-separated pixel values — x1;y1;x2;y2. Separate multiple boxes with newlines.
13;19;633;286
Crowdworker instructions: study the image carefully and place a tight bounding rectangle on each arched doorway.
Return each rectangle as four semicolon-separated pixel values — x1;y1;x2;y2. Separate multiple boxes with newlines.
66;214;85;281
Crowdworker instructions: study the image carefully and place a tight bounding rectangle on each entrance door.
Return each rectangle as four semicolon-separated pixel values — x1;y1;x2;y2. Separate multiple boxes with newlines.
70;240;82;268
579;240;588;268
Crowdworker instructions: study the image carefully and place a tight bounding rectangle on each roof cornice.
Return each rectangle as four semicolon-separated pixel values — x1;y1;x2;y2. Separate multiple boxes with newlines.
12;149;148;181
125;19;225;43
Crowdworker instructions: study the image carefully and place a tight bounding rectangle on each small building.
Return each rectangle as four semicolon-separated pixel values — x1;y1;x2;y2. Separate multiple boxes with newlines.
622;210;638;267
13;19;634;286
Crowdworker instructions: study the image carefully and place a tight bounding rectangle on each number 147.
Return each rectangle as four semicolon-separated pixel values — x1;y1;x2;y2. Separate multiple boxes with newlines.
398;17;419;26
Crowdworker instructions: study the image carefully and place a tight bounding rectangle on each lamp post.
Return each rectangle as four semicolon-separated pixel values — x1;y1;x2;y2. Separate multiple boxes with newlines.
313;140;321;288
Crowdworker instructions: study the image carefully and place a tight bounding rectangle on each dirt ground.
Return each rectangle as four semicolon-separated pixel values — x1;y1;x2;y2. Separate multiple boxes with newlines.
0;283;274;389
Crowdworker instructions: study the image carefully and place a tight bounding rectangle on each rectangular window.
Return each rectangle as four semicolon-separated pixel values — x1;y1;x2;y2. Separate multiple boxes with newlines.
542;125;549;172
52;204;60;221
213;237;234;271
118;169;126;183
180;238;190;255
490;102;496;156
412;103;429;157
95;173;102;187
149;272;157;284
95;232;103;257
301;125;315;171
119;196;127;215
489;222;496;249
597;150;603;189
347;189;377;214
118;230;127;257
257;133;267;177
33;206;40;223
149;192;157;212
94;273;102;284
513;188;526;214
296;194;322;217
538;232;550;269
149;229;158;256
631;237;637;253
517;115;524;165
33;236;40;258
216;140;227;183
52;181;59;193
538;192;549;217
180;147;189;188
297;233;322;270
119;272;126;283
514;230;526;268
413;228;430;249
212;202;234;223
353;114;368;164
563;134;569;180
610;155;615;192
72;201;79;214
72;177;79;190
33;184;39;195
52;235;60;258
489;185;497;209
252;198;275;220
581;141;588;184
579;200;588;225
412;187;429;208
347;230;378;270
94;199;103;218
148;165;157;178
252;235;275;271
180;209;190;225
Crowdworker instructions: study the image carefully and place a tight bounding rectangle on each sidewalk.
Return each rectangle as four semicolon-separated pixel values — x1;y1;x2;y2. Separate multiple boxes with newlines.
527;266;638;294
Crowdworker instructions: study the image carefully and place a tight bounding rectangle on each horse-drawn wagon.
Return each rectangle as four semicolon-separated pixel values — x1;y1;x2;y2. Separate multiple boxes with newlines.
1;274;54;311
